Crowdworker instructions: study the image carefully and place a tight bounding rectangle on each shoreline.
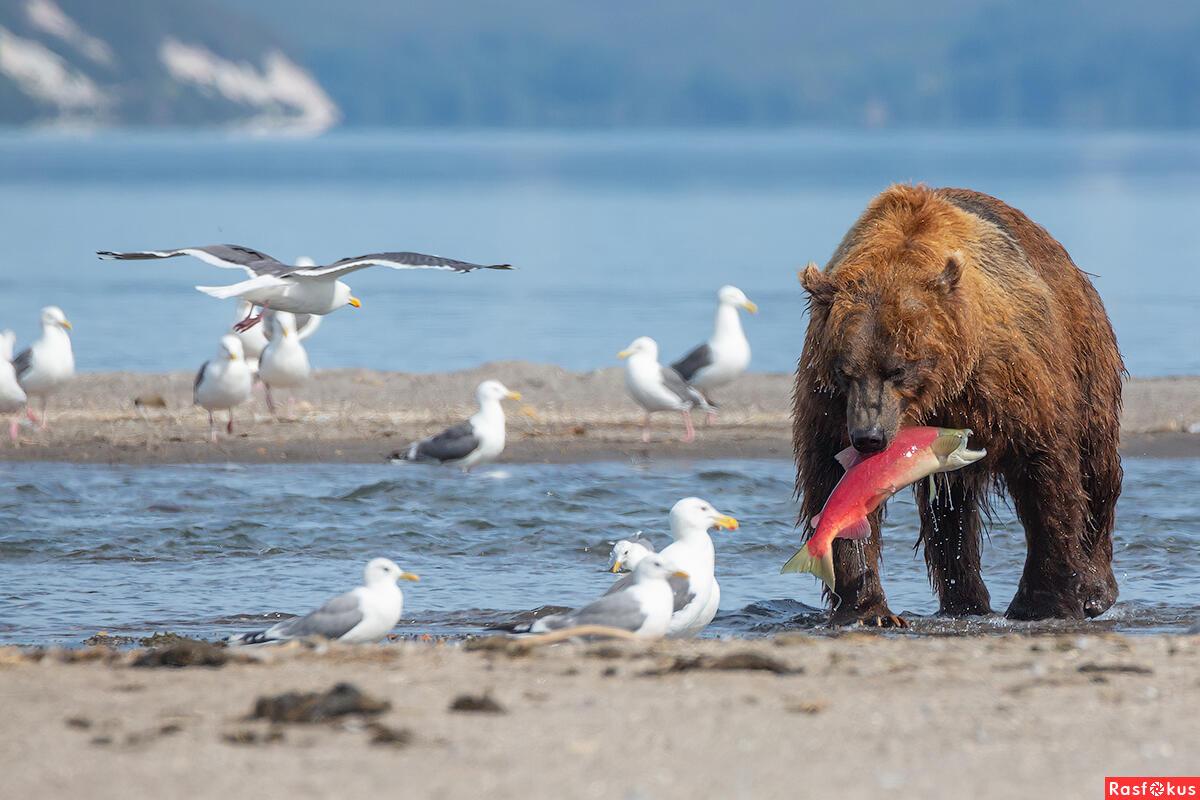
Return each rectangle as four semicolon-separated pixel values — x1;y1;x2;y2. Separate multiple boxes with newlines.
1;365;1197;464
1;634;1195;799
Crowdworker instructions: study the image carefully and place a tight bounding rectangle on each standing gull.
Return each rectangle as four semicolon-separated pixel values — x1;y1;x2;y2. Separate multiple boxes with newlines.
618;336;713;443
14;306;74;428
494;555;688;640
605;497;738;638
98;245;513;331
0;330;27;444
258;311;312;418
395;380;521;472
607;532;657;573
671;285;757;420
228;558;419;645
194;335;253;442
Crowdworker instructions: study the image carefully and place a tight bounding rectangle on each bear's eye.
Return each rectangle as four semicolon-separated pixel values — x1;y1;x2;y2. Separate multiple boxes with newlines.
883;365;906;382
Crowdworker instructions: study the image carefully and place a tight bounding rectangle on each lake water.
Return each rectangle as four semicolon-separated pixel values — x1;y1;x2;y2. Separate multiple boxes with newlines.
1;457;1196;645
0;129;1197;376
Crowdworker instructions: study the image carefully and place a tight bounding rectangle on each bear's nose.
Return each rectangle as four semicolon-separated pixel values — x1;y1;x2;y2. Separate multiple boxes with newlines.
851;427;888;454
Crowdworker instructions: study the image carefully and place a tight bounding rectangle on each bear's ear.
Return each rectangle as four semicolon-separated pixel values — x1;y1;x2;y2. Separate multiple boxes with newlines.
799;262;836;306
935;251;964;295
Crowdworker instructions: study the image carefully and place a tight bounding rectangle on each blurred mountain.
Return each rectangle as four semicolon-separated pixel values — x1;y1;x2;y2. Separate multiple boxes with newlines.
0;0;338;131
2;0;1199;130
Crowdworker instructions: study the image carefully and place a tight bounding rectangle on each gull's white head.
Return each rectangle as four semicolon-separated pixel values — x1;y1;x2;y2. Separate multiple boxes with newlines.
217;334;245;362
0;330;15;362
364;557;420;586
669;497;739;537
608;538;653;573
41;306;72;331
617;336;658;361
272;310;299;338
332;280;362;312
718;285;757;314
632;554;689;583
476;379;521;404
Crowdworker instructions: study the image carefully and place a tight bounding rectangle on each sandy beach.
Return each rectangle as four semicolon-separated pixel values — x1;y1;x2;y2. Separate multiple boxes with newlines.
1;364;1198;463
0;633;1193;800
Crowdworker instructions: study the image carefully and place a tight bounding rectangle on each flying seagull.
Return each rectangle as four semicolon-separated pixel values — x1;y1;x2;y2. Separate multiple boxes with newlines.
671;285;757;421
604;497;737;638
97;244;513;331
492;555;688;640
618;336;713;443
394;380;521;471
228;557;419;645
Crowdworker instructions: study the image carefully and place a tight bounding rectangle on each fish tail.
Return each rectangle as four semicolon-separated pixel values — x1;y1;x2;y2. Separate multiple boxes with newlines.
780;544;837;591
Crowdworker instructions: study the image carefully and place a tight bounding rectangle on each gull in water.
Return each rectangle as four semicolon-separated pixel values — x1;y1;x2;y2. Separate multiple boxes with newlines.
618;336;713;443
605;497;738;638
494;555;688;640
13;306;74;429
606;532;657;573
193;335;254;442
671;285;757;422
395;380;521;471
258;311;312;418
228;558;419;645
98;244;512;331
0;330;27;444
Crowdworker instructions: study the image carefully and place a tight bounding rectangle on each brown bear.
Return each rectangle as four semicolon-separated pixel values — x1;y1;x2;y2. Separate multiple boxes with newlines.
794;184;1123;625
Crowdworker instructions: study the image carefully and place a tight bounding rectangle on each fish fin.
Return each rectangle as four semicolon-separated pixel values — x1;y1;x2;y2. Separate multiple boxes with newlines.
842;516;872;541
780;545;837;591
834;446;863;472
810;512;822;529
928;474;938;502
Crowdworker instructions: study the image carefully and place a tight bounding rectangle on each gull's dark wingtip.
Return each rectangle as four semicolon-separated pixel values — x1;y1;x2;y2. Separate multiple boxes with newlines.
96;250;117;259
489;264;514;270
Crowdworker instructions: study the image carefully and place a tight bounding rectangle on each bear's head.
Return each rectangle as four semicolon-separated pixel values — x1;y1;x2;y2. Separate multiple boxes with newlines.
800;243;974;454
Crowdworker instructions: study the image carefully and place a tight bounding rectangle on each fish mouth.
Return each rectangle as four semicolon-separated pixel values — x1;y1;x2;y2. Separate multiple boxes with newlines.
933;427;987;466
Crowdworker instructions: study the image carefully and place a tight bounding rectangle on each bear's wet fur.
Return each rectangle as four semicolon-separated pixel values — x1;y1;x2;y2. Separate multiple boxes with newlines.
794;185;1123;625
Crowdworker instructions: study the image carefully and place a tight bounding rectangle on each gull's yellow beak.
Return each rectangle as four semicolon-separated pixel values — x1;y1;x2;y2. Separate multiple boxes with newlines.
348;297;362;308
617;349;632;359
672;570;690;580
714;515;739;531
399;572;420;582
610;561;622;573
741;300;758;314
61;320;73;330
282;329;290;337
507;391;522;401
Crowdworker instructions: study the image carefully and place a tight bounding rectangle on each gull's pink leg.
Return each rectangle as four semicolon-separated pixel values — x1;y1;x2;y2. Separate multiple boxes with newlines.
8;418;18;446
681;410;695;443
208;411;217;443
705;411;717;426
641;413;651;443
232;302;269;333
227;410;235;435
38;397;48;430
264;383;277;418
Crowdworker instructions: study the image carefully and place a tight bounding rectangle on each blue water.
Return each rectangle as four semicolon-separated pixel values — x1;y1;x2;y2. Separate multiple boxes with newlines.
0;457;1195;645
0;129;1197;376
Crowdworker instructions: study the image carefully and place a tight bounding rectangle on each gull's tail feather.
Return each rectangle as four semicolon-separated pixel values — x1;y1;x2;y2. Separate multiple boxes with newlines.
197;274;286;300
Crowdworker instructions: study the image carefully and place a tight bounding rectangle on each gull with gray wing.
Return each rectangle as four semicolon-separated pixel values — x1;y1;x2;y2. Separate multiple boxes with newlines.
618;336;713;443
0;330;27;444
394;380;521;472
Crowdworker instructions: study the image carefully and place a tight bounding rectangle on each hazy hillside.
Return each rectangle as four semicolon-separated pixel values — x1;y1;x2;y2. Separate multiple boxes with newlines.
2;0;1198;129
0;0;337;131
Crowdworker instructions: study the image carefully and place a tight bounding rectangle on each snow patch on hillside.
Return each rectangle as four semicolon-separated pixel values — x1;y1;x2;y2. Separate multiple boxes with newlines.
159;38;339;133
25;0;114;65
0;25;108;111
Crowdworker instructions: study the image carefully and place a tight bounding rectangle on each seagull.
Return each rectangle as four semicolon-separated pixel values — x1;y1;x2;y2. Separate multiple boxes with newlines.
671;285;757;421
395;380;521;471
228;558;419;646
97;244;513;331
494;555;688;640
618;336;713;443
258;311;312;418
606;533;657;573
0;330;27;444
605;497;738;638
13;306;74;429
193;335;254;442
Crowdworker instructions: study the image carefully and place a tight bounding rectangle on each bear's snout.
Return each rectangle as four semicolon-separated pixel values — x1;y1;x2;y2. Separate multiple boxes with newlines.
850;426;888;453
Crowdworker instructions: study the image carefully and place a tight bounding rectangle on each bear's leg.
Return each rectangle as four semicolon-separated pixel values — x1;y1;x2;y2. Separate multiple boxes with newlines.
828;514;907;628
1003;451;1092;620
916;472;992;616
1078;418;1121;617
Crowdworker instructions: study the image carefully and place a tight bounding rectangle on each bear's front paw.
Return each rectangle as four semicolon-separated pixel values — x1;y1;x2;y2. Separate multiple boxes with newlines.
1006;583;1085;621
831;600;908;629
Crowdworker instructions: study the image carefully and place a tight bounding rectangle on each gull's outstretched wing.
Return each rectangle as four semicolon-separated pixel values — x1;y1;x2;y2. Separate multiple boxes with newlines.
291;252;513;279
98;245;288;277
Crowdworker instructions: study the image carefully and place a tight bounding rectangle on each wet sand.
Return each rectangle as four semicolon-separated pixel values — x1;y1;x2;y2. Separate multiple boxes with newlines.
1;364;1198;463
0;634;1193;799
